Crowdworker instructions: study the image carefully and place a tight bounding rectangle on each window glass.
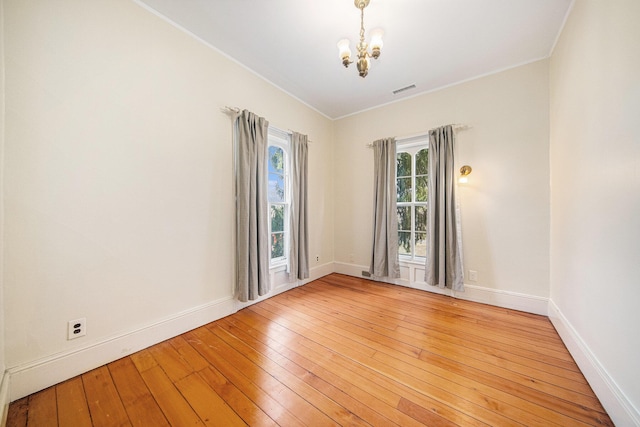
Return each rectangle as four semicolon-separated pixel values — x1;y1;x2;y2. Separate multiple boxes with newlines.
270;205;284;233
397;152;412;176
397;206;412;255
415;148;428;202
396;152;412;203
414;205;428;257
414;232;427;258
268;146;285;203
416;148;428;174
415;206;427;232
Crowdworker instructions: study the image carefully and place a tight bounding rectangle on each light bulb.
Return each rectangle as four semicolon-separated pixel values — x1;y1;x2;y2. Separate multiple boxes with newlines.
337;39;351;60
370;28;384;50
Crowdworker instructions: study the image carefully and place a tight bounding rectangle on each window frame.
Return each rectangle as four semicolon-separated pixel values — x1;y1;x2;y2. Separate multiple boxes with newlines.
267;128;291;269
396;136;429;262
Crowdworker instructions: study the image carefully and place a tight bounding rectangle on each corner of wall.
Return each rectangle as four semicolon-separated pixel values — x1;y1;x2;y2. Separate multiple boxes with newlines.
548;299;640;426
6;261;336;402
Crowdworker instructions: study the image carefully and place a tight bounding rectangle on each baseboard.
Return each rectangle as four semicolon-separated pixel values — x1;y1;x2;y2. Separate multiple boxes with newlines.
454;284;548;315
306;261;335;283
8;296;236;401
334;262;548;315
235;262;333;311
7;261;335;402
548;300;640;426
0;370;9;427
333;261;370;277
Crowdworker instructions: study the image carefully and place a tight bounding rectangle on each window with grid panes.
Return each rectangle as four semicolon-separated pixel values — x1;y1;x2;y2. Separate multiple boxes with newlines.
397;140;428;260
267;129;290;266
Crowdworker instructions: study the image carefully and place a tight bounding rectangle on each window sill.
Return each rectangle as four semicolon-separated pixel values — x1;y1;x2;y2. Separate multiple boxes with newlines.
269;262;287;273
399;257;426;266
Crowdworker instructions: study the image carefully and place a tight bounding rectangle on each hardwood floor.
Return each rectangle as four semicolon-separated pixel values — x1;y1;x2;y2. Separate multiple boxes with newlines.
7;273;613;426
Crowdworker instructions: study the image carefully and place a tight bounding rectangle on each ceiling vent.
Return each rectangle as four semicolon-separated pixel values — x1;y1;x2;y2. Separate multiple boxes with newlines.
392;84;416;95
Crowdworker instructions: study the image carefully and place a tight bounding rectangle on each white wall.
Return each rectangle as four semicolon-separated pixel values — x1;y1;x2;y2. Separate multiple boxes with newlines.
0;0;8;420
334;60;551;300
549;0;640;424
3;0;333;384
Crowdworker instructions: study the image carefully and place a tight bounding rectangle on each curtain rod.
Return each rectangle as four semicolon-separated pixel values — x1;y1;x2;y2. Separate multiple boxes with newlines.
221;106;313;143
365;124;470;148
221;106;240;115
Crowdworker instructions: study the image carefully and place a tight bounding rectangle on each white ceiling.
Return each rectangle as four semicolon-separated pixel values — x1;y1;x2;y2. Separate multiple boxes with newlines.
137;0;573;119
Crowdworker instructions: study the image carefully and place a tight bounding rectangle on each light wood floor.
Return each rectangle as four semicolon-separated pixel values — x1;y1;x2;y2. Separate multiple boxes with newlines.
7;273;613;426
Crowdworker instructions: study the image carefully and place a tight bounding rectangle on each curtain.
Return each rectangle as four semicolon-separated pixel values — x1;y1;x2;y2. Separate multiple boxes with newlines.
235;110;270;302
289;132;309;280
425;125;464;291
370;137;400;278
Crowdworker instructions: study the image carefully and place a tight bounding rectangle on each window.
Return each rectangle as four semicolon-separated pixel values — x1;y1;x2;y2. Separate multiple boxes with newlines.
397;139;428;260
267;129;290;266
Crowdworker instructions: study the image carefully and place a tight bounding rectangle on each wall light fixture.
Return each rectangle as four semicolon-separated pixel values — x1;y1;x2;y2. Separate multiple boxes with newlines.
459;165;472;183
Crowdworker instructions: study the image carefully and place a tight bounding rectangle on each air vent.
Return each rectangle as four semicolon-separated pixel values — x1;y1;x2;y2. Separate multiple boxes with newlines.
392;84;416;95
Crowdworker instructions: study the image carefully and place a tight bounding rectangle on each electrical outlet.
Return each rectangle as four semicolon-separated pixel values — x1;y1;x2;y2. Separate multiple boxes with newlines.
316;255;319;262
68;318;86;340
469;270;478;281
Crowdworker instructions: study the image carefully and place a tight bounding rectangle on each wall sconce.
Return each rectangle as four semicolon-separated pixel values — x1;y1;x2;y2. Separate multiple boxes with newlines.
459;165;472;183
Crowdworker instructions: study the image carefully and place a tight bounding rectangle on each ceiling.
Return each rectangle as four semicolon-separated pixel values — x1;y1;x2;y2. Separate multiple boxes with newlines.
137;0;573;119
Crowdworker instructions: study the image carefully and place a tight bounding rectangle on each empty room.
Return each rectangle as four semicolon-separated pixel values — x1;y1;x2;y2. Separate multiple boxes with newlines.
1;0;639;425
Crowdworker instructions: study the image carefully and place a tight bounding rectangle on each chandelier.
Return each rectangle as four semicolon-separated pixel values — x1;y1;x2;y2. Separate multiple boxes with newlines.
337;0;384;78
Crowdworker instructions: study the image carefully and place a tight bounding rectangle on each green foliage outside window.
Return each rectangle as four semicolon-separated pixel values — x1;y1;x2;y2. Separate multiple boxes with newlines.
269;146;285;201
397;151;411;176
271;202;285;259
396;152;412;203
271;233;285;258
269;145;286;260
271;205;284;232
416;149;428;202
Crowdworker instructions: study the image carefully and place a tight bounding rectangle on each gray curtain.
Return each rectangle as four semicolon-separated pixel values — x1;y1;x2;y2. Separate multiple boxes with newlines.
289;132;309;280
425;125;464;291
235;110;270;302
370;138;400;278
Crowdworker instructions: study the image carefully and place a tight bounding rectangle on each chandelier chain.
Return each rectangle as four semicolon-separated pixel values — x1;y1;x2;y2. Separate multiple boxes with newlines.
359;6;366;49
